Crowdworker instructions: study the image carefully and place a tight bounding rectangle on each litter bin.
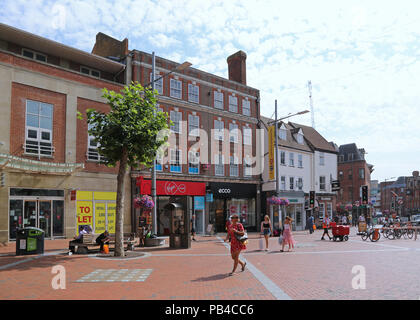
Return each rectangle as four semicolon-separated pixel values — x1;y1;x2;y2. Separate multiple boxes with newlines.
16;227;45;256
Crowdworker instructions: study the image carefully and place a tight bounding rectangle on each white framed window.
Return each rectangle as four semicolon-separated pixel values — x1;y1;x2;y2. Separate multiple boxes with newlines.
188;150;200;174
319;203;325;219
289;152;294;167
215;154;225;176
244;156;252;177
297;177;303;191
243;127;252;145
320;152;325;166
25;99;54;157
297;132;304;144
228;95;238;113
214;120;224;141
230;155;239;177
188;83;199;103
214;91;224;109
170;110;182;134
320;176;326;191
281;176;286;190
242;99;250;116
87;123;106;162
170;79;182;99
170;149;182;173
188;114;200;136
327;203;332;218
22;48;47;63
150;72;163;95
279;125;287;140
289;177;295;190
280;151;286;165
80;66;100;78
229;123;238;143
298;154;303;168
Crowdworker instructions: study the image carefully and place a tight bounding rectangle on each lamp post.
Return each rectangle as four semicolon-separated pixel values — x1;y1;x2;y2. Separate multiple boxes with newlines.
148;52;192;235
267;102;309;224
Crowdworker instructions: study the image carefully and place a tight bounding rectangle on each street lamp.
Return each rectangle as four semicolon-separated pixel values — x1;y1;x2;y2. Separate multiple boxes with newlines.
268;100;310;224
149;52;192;235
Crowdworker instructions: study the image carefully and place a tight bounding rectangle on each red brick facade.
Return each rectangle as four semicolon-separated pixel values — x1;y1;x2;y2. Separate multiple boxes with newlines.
337;160;371;205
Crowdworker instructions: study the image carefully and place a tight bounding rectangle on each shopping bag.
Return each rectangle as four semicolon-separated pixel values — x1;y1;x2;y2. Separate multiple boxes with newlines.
313;224;316;231
278;235;284;245
103;244;109;254
259;238;264;250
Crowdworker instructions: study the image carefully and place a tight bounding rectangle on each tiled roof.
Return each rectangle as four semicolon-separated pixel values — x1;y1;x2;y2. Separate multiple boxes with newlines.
289;122;338;153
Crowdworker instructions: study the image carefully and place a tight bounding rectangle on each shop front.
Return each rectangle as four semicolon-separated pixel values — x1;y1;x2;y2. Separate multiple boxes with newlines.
209;182;257;232
135;177;207;236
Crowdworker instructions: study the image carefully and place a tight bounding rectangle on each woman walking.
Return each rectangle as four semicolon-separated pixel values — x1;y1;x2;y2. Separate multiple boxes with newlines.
281;216;295;252
260;215;273;251
224;214;247;276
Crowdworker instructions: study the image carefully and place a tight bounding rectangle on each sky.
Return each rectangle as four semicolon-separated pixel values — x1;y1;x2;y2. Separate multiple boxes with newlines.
1;0;419;182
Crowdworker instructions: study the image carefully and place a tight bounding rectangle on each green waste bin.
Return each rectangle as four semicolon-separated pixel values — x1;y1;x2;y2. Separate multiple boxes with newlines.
15;227;45;256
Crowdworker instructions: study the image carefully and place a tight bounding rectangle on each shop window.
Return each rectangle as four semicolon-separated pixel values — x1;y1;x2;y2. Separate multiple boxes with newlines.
150;72;163;95
25;99;54;157
214;91;224;109
188;83;199;103
170;79;182;99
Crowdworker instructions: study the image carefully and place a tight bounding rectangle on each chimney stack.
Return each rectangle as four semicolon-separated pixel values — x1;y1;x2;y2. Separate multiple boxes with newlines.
227;50;247;85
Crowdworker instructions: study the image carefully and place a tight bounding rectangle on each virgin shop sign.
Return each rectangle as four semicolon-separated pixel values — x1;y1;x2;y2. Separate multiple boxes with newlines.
136;177;206;196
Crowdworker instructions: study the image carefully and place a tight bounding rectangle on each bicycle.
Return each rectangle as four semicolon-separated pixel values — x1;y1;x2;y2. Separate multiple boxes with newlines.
360;227;381;242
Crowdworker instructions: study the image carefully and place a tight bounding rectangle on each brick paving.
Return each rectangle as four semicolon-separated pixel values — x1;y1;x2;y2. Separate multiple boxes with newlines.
0;227;419;300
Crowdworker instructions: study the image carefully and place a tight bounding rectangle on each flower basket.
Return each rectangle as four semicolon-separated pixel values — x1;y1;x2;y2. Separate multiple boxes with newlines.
268;196;289;206
133;195;154;209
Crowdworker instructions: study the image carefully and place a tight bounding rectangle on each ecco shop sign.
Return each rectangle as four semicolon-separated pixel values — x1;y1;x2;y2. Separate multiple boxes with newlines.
218;189;231;194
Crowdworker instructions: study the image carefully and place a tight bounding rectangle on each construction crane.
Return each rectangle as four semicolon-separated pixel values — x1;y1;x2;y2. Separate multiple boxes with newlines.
308;80;315;128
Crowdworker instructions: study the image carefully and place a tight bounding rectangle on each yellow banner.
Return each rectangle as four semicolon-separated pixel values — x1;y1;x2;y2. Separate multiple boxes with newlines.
94;192;117;201
95;202;107;234
76;201;93;232
107;203;116;234
268;125;275;180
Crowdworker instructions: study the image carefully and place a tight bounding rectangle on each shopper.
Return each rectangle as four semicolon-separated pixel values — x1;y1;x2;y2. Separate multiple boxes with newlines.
308;215;314;234
191;215;197;241
260;215;273;251
281;216;295;252
224;214;247;276
321;215;332;240
96;230;110;253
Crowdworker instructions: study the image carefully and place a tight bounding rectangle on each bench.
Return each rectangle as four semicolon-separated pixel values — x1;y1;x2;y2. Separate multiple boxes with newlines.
144;236;166;247
69;233;136;254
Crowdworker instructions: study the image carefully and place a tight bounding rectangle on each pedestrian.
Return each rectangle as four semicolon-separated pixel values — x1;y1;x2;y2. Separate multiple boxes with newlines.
191;215;197;241
224;214;247;276
342;215;347;225
321;215;332;240
69;225;88;254
225;216;232;242
308;214;314;234
281;216;295;252
96;230;110;253
260;215;273;251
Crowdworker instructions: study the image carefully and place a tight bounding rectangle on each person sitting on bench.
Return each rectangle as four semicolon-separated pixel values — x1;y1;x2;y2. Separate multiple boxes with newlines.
96;230;110;253
69;226;89;253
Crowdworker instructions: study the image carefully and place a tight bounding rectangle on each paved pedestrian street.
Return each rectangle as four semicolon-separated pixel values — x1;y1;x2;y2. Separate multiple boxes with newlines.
0;228;419;300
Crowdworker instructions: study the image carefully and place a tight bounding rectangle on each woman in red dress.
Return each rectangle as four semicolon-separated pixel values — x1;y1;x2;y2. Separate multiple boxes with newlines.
224;214;247;275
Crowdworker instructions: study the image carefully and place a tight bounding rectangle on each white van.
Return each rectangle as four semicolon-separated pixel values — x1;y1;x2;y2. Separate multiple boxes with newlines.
411;215;420;226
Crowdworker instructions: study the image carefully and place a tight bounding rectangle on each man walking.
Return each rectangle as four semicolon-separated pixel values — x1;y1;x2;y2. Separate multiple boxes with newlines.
308;215;314;234
321;215;332;240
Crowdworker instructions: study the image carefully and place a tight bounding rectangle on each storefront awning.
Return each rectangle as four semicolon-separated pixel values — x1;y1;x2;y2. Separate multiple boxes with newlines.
0;153;84;175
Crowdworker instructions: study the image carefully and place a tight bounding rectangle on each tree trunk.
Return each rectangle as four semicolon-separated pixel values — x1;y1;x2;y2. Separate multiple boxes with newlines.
115;148;128;257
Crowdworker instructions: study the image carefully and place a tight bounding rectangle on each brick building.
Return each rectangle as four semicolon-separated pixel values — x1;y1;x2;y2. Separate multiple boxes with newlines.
337;143;374;208
0;23;131;243
92;34;262;234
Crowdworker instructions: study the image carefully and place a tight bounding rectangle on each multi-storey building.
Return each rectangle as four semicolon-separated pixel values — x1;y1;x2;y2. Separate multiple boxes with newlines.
406;171;420;216
370;179;381;213
0;23;131;243
337;144;373;203
261;119;337;231
91;33;262;234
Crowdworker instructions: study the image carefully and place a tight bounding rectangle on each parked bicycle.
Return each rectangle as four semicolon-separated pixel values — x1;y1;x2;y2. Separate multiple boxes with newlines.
360;226;381;242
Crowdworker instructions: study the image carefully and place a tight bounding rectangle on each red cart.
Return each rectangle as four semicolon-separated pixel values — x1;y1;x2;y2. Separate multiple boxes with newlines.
332;225;350;241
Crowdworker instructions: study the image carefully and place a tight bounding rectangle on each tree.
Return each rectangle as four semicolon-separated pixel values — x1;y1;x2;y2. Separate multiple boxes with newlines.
85;82;170;256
